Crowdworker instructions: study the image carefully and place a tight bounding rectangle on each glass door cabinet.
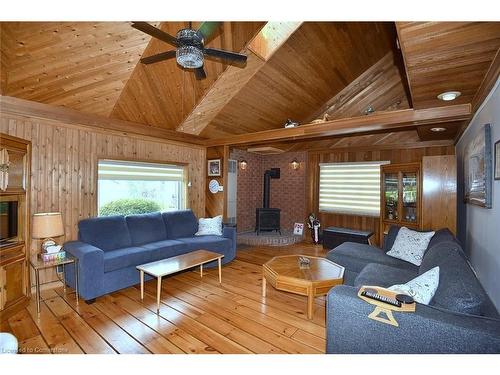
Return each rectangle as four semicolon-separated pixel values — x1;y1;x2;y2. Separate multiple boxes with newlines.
380;163;421;244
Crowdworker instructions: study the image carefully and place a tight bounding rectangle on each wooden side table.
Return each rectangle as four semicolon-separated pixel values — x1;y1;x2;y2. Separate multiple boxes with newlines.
29;254;79;314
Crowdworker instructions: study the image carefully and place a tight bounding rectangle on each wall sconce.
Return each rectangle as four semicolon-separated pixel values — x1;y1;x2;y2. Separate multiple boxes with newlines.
291;159;300;170
239;160;248;170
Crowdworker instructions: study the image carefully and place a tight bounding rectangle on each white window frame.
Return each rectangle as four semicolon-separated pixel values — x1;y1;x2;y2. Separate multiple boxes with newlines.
319;161;389;217
97;159;187;214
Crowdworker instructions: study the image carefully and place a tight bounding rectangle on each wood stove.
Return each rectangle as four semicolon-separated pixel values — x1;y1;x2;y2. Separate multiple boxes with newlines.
255;168;281;235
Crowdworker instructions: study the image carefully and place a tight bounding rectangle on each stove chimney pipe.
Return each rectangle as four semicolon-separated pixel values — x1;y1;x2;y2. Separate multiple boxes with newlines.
263;168;280;208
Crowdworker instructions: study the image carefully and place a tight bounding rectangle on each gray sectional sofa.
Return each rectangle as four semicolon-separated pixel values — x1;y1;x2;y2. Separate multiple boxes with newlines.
63;210;236;302
325;226;500;353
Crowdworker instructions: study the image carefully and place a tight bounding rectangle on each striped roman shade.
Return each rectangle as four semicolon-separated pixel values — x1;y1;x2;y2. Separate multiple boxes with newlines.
98;160;185;181
319;161;389;216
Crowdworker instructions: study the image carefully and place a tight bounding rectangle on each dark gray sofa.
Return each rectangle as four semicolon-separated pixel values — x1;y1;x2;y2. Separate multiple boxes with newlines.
64;210;236;302
325;226;500;353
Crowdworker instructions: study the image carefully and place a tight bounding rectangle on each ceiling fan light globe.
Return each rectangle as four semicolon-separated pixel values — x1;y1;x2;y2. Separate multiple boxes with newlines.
176;46;204;69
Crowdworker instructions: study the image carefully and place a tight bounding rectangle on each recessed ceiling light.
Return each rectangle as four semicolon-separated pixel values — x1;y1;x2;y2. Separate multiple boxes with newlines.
430;127;447;132
437;91;461;101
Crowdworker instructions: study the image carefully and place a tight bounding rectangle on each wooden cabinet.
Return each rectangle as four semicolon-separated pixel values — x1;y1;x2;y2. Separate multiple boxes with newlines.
380;157;457;244
380;162;421;243
0;252;27;310
0;133;31;320
422;155;457;234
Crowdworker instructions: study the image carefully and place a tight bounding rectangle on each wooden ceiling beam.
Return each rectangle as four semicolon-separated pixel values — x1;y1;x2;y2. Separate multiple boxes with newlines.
0;95;206;146
247;22;303;61
471;47;500;114
394;23;415;108
305;139;455;154
204;104;471;147
176;22;302;135
454;47;500;143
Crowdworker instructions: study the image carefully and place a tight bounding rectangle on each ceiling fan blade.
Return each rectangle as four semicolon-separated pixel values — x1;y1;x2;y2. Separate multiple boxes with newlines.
197;22;222;42
194;67;206;80
140;50;177;64
204;48;247;64
132;22;178;47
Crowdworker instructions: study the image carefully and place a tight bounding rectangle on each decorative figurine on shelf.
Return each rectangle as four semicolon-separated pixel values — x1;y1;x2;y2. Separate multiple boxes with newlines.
284;119;299;128
387;199;396;220
307;213;321;245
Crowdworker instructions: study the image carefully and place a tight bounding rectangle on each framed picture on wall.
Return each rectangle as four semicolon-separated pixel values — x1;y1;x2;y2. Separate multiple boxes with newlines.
495;139;500;180
207;159;221;176
464;123;492;208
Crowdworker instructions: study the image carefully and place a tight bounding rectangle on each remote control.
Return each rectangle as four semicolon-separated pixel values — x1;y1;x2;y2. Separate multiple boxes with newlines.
361;290;401;307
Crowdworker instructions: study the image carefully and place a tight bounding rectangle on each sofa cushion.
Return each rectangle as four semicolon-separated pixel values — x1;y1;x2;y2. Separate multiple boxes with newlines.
383;226;455;253
354;263;418;288
427;228;456;250
327;242;419;274
420;240;466;273
386;227;435;266
420;240;491;316
176;235;231;256
126;212;167;246
103;246;151;273
78;215;132;251
389;266;440;305
140;239;187;261
162;210;198;239
195;215;223;236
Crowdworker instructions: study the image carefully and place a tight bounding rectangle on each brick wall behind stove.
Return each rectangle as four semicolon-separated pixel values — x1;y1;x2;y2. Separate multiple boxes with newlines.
262;152;307;232
231;149;307;232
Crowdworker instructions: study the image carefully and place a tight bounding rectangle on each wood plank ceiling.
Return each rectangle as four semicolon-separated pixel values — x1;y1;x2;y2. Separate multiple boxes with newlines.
1;21;499;147
396;22;500;109
110;22;264;130
201;22;397;138
0;22;152;116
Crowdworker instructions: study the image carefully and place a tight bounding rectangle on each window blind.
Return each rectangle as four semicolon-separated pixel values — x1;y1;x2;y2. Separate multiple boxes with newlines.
319;161;389;216
98;160;185;181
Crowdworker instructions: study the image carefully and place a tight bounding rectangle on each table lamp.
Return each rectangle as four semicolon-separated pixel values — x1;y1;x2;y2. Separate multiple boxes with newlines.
32;212;64;253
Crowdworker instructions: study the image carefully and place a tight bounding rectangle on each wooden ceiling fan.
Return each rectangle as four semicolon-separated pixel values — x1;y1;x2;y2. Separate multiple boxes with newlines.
131;22;247;80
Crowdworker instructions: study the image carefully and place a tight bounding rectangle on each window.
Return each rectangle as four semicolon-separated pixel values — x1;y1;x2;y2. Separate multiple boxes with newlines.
97;159;186;216
319;161;389;216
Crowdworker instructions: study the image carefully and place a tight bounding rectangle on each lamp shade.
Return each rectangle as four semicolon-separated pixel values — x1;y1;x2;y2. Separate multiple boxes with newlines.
32;212;64;239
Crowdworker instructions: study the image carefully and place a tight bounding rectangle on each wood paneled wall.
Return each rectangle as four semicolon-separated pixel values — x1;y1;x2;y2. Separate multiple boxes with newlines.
307;145;455;246
0;112;205;284
205;146;228;218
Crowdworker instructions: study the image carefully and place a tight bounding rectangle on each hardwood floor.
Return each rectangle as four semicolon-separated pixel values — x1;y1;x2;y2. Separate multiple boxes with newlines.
2;243;329;354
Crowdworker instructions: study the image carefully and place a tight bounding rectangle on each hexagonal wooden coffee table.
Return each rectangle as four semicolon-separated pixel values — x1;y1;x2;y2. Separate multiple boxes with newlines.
262;255;345;319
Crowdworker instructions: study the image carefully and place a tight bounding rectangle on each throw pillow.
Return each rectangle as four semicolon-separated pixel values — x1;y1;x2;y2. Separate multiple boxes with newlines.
389;266;440;305
386;226;435;266
195;215;223;236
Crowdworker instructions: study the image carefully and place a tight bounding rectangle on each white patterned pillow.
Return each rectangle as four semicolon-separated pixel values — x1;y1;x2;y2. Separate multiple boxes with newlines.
195;215;223;236
389;266;440;305
386;227;435;266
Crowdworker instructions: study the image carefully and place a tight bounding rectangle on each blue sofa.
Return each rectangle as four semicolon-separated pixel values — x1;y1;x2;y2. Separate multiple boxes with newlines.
325;226;500;353
63;210;236;302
